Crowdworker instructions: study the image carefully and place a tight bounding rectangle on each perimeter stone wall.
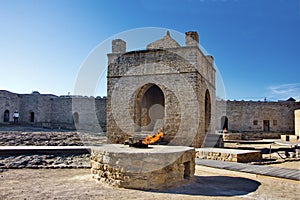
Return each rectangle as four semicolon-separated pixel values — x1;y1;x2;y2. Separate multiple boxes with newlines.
216;100;300;134
0;90;106;132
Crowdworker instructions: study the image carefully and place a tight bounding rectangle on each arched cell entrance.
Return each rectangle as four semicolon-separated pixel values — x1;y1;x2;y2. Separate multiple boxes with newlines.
73;112;79;124
3;110;9;122
205;90;211;133
134;84;165;132
221;116;228;131
29;111;35;123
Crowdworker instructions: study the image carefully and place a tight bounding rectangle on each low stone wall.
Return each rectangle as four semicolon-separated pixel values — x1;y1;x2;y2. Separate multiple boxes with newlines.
223;133;242;141
242;132;281;140
196;148;262;163
90;144;195;190
223;132;281;141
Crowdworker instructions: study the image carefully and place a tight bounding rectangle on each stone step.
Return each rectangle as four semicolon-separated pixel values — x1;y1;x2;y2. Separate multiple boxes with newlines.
202;134;223;148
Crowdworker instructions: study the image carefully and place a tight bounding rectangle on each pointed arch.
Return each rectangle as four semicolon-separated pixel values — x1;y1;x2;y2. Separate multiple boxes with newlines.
134;84;165;132
205;90;211;133
3;110;9;122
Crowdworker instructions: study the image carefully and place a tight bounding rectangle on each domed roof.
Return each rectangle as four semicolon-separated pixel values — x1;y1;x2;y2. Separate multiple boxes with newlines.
146;31;181;50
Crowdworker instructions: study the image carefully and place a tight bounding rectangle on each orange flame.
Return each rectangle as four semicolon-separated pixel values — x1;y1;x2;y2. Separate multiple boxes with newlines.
142;128;164;145
223;128;227;132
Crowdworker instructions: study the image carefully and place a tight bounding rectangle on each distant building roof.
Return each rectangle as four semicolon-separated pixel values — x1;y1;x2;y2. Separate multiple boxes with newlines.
286;97;296;102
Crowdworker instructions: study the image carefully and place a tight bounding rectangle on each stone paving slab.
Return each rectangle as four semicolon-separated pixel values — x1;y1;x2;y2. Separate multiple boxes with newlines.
0;146;92;155
196;158;300;181
196;148;261;154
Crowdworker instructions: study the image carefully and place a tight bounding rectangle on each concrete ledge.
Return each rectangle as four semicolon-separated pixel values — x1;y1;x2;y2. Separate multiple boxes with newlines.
0;146;91;155
196;148;262;163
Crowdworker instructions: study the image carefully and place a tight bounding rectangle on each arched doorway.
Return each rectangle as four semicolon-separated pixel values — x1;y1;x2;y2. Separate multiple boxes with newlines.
73;112;79;124
205;90;211;133
221;116;228;131
29;112;35;123
3;110;9;122
135;84;165;132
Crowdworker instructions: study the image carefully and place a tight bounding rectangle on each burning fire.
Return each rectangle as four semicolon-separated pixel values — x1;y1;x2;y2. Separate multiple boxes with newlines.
142;128;164;145
223;128;227;132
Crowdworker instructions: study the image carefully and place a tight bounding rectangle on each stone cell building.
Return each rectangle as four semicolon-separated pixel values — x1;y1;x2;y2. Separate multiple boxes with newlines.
217;100;300;134
106;31;216;147
0;90;106;132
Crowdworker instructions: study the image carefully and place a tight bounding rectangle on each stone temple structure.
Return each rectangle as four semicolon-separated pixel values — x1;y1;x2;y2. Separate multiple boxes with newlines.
1;31;300;145
106;31;216;147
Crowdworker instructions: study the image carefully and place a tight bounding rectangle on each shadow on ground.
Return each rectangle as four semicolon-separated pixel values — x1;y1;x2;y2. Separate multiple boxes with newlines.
152;175;261;196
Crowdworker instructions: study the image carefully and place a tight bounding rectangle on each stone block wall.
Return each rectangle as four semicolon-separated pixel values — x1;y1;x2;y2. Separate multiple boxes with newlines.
0;90;20;123
216;100;300;133
223;133;242;141
0;90;106;132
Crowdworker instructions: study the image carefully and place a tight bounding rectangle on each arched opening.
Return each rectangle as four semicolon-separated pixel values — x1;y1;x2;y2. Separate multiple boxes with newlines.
221;116;228;131
73;112;79;124
135;84;165;132
29;112;35;123
3;110;9;122
205;90;211;133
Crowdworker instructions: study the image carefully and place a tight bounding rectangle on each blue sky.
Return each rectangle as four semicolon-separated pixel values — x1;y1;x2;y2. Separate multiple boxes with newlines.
0;0;300;101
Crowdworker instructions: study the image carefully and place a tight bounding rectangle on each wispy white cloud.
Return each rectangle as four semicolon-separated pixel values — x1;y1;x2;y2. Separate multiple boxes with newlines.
267;83;300;101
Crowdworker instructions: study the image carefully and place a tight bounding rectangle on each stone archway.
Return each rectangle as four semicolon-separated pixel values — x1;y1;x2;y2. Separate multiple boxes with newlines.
221;116;228;131
3;110;9;122
134;84;165;132
29;111;35;123
73;112;79;124
205;90;211;133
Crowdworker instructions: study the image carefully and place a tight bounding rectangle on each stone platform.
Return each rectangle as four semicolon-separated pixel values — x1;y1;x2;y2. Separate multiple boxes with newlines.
281;135;300;142
90;144;195;190
196;148;262;163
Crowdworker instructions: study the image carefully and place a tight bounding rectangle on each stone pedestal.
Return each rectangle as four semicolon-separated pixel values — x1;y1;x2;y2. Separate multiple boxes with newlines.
196;148;262;163
90;144;195;190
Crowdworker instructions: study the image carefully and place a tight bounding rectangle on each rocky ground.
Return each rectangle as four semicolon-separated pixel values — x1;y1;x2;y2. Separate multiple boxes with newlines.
0;126;107;146
0;126;105;169
0;154;90;169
